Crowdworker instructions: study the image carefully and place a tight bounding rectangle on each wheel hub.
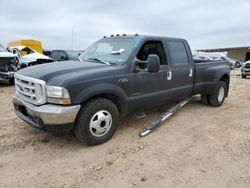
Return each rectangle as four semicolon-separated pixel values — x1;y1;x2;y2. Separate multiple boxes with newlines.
89;110;112;137
218;86;225;102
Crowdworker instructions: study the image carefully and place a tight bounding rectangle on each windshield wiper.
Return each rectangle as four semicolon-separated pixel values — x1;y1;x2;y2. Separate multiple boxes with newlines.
88;58;111;65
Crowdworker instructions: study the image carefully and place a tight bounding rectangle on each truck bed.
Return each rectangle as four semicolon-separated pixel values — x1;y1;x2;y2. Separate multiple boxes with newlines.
193;61;229;95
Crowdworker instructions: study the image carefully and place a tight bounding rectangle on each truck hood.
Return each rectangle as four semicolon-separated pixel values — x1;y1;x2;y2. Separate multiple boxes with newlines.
16;61;120;85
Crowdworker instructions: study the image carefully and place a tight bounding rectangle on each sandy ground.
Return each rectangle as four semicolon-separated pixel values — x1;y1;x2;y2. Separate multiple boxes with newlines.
0;69;250;188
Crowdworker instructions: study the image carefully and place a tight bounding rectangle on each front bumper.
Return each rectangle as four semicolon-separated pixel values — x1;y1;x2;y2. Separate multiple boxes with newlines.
13;94;81;132
241;69;250;75
0;71;15;80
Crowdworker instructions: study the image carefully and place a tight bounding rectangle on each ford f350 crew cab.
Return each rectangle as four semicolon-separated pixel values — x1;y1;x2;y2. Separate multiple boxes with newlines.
13;34;230;145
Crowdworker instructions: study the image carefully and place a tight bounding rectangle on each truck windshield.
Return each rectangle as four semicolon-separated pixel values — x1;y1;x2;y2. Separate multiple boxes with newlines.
0;44;6;52
78;37;139;64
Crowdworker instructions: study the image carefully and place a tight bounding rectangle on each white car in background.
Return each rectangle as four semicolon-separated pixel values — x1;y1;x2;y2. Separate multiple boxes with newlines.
241;60;250;78
8;46;53;69
0;43;18;85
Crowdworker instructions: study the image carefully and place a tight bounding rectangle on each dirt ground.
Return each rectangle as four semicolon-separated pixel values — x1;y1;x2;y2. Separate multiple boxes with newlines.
0;69;250;188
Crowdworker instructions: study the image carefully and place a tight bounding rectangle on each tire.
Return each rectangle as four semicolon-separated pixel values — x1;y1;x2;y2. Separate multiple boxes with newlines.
9;77;15;85
200;94;210;105
74;98;119;146
242;75;247;78
209;81;227;107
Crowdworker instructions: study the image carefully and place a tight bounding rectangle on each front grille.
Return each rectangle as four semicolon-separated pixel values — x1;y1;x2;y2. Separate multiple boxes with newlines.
0;57;13;71
0;57;14;63
245;63;250;68
15;73;46;105
0;64;8;72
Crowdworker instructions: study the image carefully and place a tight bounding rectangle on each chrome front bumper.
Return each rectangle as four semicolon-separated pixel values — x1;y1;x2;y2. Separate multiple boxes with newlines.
13;94;81;128
241;69;250;75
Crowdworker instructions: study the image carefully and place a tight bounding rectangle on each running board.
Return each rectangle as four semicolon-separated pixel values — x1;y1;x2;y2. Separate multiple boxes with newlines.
139;98;191;137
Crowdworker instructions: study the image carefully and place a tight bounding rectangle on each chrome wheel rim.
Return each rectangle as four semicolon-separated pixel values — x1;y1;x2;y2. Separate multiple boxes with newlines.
218;87;225;102
89;110;112;137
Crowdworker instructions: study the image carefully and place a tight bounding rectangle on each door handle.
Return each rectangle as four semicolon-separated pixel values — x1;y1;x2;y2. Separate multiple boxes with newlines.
167;71;172;80
189;69;193;77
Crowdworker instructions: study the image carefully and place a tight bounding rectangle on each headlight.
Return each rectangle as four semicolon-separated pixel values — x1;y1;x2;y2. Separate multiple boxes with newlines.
46;85;71;105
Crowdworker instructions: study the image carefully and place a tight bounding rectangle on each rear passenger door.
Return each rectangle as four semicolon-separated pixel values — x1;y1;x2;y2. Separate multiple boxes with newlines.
166;40;194;100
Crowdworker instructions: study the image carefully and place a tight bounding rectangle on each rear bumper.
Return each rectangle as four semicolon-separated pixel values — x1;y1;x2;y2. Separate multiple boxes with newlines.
12;94;81;132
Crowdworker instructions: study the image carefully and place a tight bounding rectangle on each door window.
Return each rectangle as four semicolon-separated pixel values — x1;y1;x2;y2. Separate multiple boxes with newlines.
59;51;68;60
52;51;60;60
137;41;166;65
168;41;189;65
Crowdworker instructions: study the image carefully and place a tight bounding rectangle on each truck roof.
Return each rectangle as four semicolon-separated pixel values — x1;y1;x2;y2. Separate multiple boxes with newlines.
102;34;186;41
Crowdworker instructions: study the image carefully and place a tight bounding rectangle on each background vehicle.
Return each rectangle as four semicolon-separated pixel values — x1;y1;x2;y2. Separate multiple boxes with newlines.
8;39;43;54
44;50;82;61
193;57;213;63
0;43;18;85
241;60;250;78
13;35;230;146
9;46;53;69
44;50;70;61
234;60;242;68
194;52;241;69
65;50;83;60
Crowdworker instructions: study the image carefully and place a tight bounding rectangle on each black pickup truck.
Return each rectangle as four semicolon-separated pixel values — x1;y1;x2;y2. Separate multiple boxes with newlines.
13;34;230;145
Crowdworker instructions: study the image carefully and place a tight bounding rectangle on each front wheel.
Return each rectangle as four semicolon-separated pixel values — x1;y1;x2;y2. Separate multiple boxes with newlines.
209;81;227;107
74;98;119;146
242;75;247;78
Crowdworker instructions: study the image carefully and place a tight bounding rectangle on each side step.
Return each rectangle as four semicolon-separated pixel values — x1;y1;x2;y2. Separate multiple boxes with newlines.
139;98;191;137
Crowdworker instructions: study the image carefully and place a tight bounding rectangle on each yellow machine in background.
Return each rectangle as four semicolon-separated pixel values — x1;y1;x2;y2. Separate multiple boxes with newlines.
7;39;43;54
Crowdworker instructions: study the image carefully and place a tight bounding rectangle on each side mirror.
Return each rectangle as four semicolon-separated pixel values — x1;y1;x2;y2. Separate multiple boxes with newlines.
133;54;160;73
147;54;160;73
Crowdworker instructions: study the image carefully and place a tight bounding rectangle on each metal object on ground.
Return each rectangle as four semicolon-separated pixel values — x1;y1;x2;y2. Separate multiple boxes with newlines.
139;97;191;137
134;111;147;119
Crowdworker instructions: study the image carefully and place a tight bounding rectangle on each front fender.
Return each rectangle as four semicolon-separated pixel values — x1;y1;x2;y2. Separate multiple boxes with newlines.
72;83;129;116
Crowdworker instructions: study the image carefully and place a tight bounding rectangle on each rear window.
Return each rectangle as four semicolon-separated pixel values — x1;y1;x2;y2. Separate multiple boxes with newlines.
168;41;189;65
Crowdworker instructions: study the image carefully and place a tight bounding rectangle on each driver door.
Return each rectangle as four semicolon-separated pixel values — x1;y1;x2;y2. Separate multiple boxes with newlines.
128;40;173;110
